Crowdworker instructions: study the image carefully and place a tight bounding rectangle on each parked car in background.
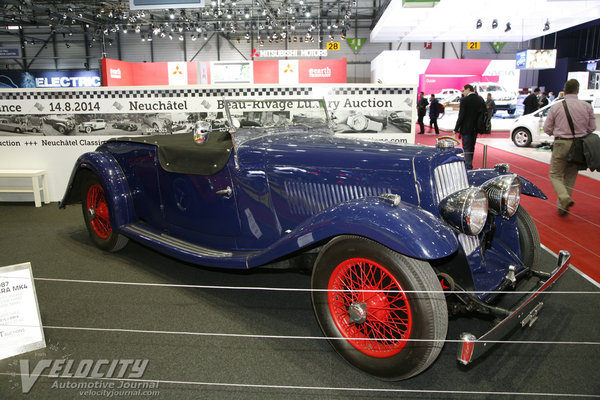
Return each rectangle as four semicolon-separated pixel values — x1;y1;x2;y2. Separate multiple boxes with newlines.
79;119;107;133
44;116;75;134
510;100;559;147
434;88;461;99
0;118;25;133
111;120;138;131
142;113;172;134
470;82;517;114
60;99;570;380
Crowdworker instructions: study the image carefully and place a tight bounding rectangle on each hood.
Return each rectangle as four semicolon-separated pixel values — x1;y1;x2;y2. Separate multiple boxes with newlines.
237;131;462;172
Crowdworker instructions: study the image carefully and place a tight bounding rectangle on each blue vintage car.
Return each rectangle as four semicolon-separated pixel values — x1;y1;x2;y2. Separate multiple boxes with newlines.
60;99;570;380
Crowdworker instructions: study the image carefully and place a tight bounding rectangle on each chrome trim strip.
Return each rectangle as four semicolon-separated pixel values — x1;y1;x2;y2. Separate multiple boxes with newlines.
123;224;233;257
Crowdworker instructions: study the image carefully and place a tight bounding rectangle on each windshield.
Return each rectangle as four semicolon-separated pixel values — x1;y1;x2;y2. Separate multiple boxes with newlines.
224;98;331;148
479;84;505;92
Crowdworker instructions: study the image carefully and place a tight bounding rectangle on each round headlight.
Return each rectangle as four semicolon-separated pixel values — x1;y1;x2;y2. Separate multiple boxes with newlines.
482;175;521;218
439;187;489;236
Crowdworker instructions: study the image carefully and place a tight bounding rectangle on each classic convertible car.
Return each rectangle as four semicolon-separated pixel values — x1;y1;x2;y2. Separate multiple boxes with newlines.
60;99;570;380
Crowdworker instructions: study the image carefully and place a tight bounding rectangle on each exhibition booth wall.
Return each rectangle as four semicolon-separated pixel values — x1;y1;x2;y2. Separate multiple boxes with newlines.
0;84;416;203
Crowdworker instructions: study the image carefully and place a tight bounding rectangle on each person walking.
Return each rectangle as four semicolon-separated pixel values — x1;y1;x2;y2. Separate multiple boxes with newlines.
543;79;596;216
523;87;540;115
454;84;486;169
416;92;428;134
428;94;440;135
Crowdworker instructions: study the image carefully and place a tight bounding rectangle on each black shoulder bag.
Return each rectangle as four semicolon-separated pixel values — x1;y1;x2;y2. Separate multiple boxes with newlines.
562;101;587;169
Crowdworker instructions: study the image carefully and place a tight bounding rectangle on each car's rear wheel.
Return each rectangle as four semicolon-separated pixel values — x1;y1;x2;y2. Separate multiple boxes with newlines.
311;236;447;380
517;206;541;269
81;174;128;252
512;128;532;147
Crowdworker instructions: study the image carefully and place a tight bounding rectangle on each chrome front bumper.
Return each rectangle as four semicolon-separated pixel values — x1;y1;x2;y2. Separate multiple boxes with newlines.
457;250;571;365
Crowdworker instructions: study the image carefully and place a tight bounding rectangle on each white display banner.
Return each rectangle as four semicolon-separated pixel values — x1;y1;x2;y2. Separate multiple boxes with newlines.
0;84;416;202
0;262;46;360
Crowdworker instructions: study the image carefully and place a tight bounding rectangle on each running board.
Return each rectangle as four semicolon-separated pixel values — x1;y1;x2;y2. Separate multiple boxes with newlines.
120;223;253;268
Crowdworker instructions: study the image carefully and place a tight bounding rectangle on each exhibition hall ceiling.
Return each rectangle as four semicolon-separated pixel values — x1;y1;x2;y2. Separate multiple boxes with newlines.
1;0;378;43
2;0;598;45
371;0;600;43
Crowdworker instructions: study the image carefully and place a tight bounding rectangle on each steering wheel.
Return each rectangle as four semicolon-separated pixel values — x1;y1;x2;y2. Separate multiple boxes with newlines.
436;135;460;144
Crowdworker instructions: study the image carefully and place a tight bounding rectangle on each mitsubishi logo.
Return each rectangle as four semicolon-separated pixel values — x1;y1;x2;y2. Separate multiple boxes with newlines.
173;65;183;75
251;48;260;57
284;63;293;73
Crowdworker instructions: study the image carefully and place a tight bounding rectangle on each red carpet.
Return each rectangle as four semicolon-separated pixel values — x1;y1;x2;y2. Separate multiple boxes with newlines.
415;127;600;284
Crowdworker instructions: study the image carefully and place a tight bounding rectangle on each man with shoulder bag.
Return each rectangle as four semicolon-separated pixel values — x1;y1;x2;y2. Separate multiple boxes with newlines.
543;79;596;216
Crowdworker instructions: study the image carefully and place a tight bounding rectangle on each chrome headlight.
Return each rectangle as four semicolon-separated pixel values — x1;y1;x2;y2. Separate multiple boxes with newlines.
482;175;521;218
439;187;489;236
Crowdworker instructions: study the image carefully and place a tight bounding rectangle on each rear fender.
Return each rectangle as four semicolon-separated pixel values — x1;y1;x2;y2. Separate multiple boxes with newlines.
467;168;547;199
59;151;134;229
248;197;459;267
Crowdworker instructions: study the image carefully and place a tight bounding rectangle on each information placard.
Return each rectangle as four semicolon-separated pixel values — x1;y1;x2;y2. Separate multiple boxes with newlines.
0;262;46;360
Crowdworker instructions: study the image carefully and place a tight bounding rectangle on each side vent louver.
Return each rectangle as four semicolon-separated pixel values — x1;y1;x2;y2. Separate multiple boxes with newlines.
284;181;392;216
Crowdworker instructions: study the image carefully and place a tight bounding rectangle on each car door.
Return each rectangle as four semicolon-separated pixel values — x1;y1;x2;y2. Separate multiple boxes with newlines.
158;166;242;239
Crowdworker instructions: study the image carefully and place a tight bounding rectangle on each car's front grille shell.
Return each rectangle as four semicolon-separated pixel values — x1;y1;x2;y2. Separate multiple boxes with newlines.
434;161;479;255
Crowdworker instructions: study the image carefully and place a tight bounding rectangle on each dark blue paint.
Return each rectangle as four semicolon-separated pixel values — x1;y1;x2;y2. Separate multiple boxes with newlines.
61;130;543;297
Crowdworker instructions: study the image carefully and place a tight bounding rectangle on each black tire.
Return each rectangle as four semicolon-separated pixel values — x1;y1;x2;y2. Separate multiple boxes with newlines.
81;174;129;252
57;125;66;134
517;206;541;269
85;126;92;134
512;128;532;147
311;236;447;380
14;127;22;133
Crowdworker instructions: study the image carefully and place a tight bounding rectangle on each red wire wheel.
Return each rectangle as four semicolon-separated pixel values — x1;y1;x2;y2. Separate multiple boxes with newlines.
81;174;129;252
86;183;112;239
311;236;447;380
327;258;412;357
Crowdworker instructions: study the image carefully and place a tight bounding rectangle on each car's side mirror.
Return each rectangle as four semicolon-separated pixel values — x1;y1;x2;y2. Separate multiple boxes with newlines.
193;121;211;144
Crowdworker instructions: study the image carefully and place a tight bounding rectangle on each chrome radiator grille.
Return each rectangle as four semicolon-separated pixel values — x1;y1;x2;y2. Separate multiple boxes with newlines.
433;161;470;203
284;181;391;216
433;161;479;255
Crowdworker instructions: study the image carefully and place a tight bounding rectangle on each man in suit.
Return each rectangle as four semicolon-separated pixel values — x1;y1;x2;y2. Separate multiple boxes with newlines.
523;87;540;115
454;84;486;169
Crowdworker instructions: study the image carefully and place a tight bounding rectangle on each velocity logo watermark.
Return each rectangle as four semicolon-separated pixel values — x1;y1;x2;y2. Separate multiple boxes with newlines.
18;358;158;396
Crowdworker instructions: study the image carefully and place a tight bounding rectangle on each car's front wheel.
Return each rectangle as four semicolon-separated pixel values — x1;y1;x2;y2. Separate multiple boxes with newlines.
512;128;532;147
517;206;541;269
81;174;128;252
311;236;447;380
85;126;92;133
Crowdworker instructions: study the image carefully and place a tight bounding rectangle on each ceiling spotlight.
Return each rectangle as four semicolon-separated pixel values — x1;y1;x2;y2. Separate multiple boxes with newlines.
476;19;482;29
65;42;70;48
191;34;197;41
244;32;250;40
169;9;175;19
203;33;208;40
492;19;498;29
147;34;152;41
178;34;184;41
544;20;550;31
505;22;511;32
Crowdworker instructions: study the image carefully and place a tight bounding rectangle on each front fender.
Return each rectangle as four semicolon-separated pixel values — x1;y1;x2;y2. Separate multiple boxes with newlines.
248;197;459;267
59;151;134;229
467;168;547;199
